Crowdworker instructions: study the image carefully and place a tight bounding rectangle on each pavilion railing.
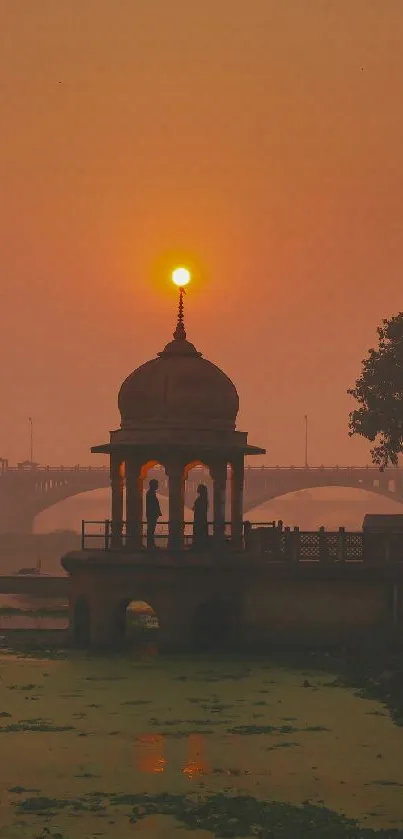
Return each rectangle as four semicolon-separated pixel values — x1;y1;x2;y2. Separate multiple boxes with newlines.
81;520;232;551
80;520;403;563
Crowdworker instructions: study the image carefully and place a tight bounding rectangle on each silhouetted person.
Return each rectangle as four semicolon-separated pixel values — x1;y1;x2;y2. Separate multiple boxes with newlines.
146;479;161;549
193;484;209;549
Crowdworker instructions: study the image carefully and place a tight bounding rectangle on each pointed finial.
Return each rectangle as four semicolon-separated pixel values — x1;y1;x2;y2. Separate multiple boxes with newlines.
174;286;186;339
172;267;191;341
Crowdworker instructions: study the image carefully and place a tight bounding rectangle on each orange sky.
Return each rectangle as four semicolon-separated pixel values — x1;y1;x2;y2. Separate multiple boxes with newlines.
1;1;403;467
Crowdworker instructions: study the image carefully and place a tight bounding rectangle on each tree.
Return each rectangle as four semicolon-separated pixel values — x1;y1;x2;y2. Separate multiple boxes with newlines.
348;312;403;470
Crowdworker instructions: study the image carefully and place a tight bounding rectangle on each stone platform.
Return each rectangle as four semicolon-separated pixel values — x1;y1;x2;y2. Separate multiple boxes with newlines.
61;549;403;651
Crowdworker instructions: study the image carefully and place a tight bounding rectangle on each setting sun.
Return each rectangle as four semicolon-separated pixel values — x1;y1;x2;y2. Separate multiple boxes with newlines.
172;267;191;287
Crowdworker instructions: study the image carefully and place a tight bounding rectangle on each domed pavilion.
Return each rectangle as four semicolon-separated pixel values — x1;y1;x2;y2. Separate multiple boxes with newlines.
61;285;403;653
91;286;265;550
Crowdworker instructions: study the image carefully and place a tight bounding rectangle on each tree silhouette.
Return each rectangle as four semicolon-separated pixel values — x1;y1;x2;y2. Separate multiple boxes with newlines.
348;312;403;470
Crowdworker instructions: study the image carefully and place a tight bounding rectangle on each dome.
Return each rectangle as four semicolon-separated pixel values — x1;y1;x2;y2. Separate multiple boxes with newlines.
118;332;239;432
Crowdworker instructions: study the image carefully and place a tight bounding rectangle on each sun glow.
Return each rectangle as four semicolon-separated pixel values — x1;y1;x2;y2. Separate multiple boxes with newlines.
172;267;191;287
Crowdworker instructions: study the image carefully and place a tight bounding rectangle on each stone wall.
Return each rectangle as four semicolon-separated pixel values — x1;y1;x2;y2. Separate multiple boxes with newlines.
63;551;403;651
242;576;395;647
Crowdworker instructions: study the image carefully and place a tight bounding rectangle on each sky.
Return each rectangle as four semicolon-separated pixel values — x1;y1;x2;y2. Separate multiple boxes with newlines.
1;1;403;467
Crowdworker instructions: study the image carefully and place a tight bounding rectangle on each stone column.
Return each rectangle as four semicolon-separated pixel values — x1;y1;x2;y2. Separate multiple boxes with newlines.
210;461;227;545
110;455;124;547
125;455;143;549
230;457;244;548
166;462;185;550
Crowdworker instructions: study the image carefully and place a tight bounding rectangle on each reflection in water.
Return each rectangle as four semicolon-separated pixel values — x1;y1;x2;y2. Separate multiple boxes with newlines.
136;733;167;774
182;734;209;780
135;733;209;779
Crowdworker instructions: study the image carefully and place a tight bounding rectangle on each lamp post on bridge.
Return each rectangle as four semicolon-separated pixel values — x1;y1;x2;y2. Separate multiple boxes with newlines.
304;415;308;469
28;417;34;463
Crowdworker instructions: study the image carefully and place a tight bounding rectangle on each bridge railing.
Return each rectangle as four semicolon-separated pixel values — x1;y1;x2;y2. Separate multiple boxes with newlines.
5;465;110;473
1;463;401;474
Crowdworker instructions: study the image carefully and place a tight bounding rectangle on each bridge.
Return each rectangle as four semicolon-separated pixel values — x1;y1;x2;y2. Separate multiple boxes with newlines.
0;462;403;534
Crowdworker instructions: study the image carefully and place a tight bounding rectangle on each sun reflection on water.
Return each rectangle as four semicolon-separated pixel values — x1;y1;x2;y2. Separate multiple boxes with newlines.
182;734;209;779
135;733;210;778
136;733;167;774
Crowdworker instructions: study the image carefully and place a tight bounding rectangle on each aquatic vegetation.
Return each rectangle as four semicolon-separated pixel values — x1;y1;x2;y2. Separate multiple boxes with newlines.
158;728;215;737
124;792;403;836
227;723;330;735
0;722;74;733
370;780;403;788
201;672;249;682
84;675;128;681
148;716;231;728
266;740;301;751
8;683;43;691
8;786;39;794
14;791;403;837
33;829;66;839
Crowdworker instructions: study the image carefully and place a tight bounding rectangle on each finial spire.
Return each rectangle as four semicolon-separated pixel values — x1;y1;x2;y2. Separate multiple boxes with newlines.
159;268;201;356
173;287;186;340
171;267;191;341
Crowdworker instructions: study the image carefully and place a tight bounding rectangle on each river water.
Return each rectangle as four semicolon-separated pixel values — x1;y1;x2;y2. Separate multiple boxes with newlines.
2;489;403;835
0;649;402;838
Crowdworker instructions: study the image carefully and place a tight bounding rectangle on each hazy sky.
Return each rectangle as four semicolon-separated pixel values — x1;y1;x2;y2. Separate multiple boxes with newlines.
1;1;403;467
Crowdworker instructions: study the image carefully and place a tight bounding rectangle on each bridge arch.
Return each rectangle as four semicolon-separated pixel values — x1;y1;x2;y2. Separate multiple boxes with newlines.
244;485;403;512
243;470;403;513
33;486;112;533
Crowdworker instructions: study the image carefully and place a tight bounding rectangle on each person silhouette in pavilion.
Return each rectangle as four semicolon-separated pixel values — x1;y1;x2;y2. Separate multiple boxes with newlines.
193;484;209;549
146;479;162;549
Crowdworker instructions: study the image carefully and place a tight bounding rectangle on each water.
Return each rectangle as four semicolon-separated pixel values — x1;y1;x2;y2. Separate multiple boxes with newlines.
0;594;67;630
0;651;402;838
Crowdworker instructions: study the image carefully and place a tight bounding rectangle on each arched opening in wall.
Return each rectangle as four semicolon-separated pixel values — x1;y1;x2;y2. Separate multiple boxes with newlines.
139;461;169;548
184;461;212;548
73;598;90;647
192;600;239;651
115;599;159;649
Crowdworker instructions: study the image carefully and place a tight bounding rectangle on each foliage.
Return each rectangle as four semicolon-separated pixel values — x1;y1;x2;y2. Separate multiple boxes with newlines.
348;313;403;469
14;790;403;837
